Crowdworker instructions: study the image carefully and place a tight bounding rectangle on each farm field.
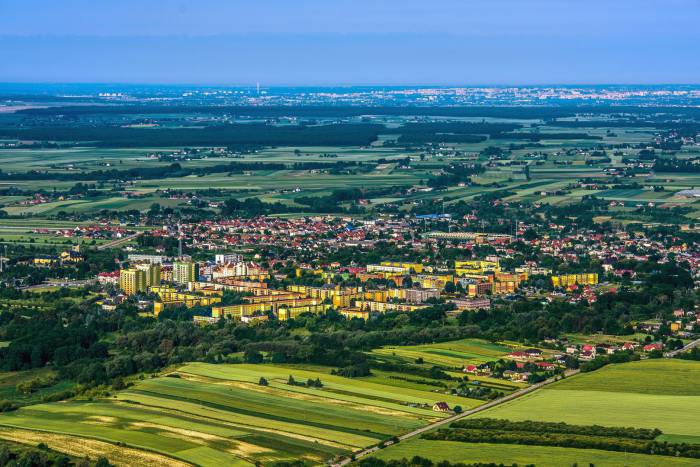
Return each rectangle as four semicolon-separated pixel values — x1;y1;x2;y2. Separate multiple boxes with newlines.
370;338;516;368
372;438;700;467
479;359;700;443
374;359;700;467
0;362;476;466
369;338;529;392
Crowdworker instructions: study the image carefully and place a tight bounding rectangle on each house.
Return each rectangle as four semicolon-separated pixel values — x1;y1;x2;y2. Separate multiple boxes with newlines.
512;372;531;382
535;362;556;371
579;350;596;361
33;255;57;267
433;402;450;412
643;343;663;352
463;364;491;376
622;342;637;351
509;349;544;362
507;351;529;362
97;271;120;285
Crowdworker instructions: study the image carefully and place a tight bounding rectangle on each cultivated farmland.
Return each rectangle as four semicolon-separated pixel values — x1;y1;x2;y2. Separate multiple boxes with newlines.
374;359;700;466
0;362;474;465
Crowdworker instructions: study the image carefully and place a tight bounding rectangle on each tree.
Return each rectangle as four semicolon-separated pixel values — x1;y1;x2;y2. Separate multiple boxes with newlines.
453;405;463;414
287;375;296;386
444;282;456;294
258;377;268;386
244;349;263;364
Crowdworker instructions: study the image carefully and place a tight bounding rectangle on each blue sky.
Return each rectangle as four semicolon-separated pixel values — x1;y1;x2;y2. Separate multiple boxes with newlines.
1;0;698;85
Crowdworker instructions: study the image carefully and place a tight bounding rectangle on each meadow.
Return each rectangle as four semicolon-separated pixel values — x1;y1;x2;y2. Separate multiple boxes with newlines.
374;359;700;466
479;359;700;443
0;362;478;466
369;338;531;391
372;439;700;467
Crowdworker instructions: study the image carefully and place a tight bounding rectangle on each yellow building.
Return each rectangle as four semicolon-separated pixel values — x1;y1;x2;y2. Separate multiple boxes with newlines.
340;308;370;320
212;297;326;320
173;261;197;285
455;260;500;277
135;262;161;287
33;255;57;267
379;261;424;274
60;245;83;264
417;274;454;290
150;286;221;315
120;268;147;295
367;263;412;275
277;303;330;320
353;300;426;313
551;273;599;287
492;280;517;295
212;303;269;320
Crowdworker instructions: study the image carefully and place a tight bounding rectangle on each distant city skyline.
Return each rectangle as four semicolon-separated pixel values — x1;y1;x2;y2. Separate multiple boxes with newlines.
1;0;698;85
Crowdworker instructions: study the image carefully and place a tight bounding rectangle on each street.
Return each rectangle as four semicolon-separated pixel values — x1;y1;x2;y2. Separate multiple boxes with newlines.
332;369;580;466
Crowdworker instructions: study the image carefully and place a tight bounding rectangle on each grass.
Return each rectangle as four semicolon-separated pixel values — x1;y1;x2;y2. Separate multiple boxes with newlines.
0;362;482;465
370;338;514;368
374;359;700;466
372;439;700;467
0;368;75;406
480;359;700;443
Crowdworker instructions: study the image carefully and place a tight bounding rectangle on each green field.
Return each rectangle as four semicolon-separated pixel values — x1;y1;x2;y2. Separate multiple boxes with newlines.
373;438;700;467
374;359;700;466
370;338;520;365
478;359;700;443
369;338;530;390
0;369;75;406
0;362;479;465
4;129;700;220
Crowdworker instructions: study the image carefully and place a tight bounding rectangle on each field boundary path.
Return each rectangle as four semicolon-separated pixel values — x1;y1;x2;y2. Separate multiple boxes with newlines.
665;337;700;358
332;369;580;466
96;231;143;250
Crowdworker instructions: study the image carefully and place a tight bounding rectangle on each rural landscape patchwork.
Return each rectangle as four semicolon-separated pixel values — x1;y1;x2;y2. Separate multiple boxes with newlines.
2;1;700;466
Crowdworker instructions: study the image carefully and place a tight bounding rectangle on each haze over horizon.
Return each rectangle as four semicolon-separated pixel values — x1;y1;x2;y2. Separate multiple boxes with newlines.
1;0;698;86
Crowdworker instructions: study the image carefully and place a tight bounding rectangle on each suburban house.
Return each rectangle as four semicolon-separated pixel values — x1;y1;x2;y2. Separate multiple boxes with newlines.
433;402;450;412
643;343;663;352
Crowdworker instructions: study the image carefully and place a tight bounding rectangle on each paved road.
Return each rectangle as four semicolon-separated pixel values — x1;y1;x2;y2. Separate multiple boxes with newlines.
332;369;580;466
665;337;700;358
19;279;94;290
96;231;143;250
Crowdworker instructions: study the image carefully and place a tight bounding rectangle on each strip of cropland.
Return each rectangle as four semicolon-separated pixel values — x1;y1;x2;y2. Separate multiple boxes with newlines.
0;362;479;466
373;359;700;466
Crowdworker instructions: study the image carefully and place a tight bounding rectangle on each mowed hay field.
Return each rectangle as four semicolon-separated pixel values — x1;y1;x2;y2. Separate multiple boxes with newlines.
374;359;700;467
0;362;471;466
480;359;700;444
373;439;700;467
